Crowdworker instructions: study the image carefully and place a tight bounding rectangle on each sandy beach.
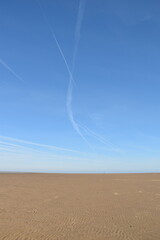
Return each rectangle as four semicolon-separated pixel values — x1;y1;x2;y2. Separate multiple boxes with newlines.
0;173;160;239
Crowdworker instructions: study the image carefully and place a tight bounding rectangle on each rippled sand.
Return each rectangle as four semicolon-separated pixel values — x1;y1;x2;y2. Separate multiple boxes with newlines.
0;173;160;240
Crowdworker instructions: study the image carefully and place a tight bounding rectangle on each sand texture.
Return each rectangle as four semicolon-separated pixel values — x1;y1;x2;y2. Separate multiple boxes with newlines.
0;173;160;240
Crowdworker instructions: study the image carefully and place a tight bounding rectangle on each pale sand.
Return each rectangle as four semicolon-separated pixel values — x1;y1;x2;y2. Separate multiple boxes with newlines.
0;173;160;240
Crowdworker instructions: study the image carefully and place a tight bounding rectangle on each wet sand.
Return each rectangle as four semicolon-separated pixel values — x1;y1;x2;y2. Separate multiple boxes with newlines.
0;173;160;239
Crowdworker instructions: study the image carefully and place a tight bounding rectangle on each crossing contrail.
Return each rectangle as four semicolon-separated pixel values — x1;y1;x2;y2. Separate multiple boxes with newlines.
36;0;92;148
0;59;24;83
78;122;122;151
78;123;113;146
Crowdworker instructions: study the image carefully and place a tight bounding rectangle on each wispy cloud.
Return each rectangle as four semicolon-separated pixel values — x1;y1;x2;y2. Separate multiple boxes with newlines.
0;59;24;83
0;135;81;154
0;135;123;162
0;135;106;172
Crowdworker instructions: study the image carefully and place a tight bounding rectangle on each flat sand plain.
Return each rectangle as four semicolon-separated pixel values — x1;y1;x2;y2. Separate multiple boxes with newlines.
0;173;160;240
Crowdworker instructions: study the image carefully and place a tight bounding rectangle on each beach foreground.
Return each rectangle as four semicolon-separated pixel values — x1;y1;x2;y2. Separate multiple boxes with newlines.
0;173;160;240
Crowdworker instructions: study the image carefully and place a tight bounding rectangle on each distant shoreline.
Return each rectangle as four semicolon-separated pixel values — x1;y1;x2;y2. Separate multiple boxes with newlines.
0;171;160;174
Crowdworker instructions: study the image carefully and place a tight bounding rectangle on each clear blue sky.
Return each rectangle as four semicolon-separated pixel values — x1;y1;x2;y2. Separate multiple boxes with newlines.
0;0;160;173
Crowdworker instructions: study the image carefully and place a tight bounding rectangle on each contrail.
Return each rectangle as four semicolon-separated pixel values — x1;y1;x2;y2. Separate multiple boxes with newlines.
36;0;92;148
0;59;24;82
66;0;89;146
78;122;119;149
67;0;122;153
36;0;73;81
72;0;86;74
66;81;92;148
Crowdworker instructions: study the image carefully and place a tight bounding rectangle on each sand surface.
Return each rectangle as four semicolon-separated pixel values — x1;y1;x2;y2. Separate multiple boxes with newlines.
0;173;160;240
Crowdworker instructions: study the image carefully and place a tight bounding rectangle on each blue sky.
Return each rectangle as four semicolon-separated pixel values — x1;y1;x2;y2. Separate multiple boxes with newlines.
0;0;160;173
